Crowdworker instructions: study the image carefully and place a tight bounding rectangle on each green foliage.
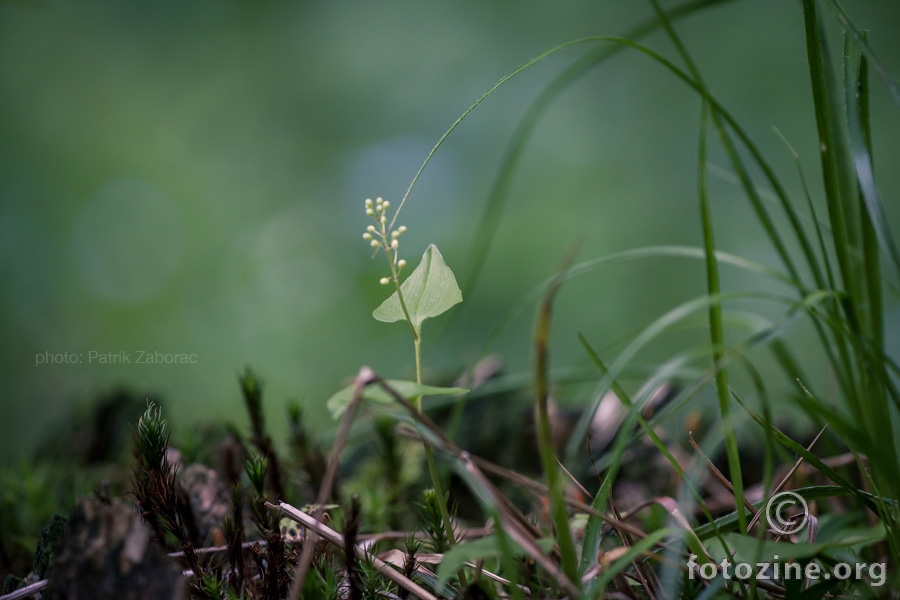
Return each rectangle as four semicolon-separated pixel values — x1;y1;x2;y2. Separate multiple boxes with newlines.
327;380;468;418
32;514;66;579
244;454;269;497
415;488;454;554
4;1;900;598
372;244;463;337
135;401;170;470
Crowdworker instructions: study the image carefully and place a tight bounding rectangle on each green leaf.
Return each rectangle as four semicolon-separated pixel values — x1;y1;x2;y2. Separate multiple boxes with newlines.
373;244;462;335
326;379;468;418
721;528;883;563
435;535;553;589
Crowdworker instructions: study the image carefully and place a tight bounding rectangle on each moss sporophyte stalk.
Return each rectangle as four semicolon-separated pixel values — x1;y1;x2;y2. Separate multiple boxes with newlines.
359;196;464;561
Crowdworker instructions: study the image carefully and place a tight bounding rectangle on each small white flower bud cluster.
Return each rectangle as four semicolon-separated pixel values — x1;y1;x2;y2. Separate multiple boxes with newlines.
362;197;408;284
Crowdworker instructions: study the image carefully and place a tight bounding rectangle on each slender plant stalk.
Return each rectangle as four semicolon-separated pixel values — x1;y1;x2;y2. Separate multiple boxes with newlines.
649;0;747;532
412;336;457;552
363;197;463;584
534;248;580;588
412;335;468;589
385;250;458;558
696;101;747;532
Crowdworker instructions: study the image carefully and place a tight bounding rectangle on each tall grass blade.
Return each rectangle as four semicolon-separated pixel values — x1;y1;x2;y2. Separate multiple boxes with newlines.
696;99;746;531
844;37;900;283
820;0;900;105
533;246;580;588
457;0;736;298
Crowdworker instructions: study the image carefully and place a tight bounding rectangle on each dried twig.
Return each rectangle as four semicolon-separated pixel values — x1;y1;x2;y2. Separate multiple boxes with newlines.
287;366;373;600
459;452;581;597
271;501;439;600
689;433;757;517
0;580;48;600
745;425;827;534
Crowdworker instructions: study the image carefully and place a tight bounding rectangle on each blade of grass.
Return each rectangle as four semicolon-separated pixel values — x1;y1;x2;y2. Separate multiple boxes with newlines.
565;287;833;461
585;529;673;600
692;484;879;539
576;335;729;574
820;0;900;105
478;244;794;370
732;391;882;514
803;5;899;564
802;0;863;334
696;98;746;531
844;36;900;282
456;0;737;300
845;41;900;560
533;244;581;588
845;32;900;505
620;289;838;460
457;452;581;598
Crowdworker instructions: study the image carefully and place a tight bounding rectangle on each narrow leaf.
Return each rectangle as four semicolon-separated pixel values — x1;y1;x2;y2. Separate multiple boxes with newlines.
326;380;468;418
435;535;553;588
724;528;883;563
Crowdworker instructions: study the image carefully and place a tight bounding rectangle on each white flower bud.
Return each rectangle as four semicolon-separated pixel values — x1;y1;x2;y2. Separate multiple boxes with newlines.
367;225;376;233
379;277;390;285
398;259;407;269
366;208;374;216
398;225;407;234
391;230;400;239
380;215;387;224
365;198;373;208
370;239;380;248
390;239;399;250
382;200;390;209
362;233;373;241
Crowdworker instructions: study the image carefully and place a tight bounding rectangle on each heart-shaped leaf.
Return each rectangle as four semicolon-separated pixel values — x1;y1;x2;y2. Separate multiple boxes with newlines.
326;379;468;418
373;244;462;335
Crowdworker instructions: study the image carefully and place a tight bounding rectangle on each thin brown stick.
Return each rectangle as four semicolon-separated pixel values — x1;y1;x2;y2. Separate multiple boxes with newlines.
745;424;828;533
689;433;758;516
580;443;657;600
287;366;373;600
0;579;48;600
271;501;439;600
555;456;590;500
459;453;581;597
394;417;673;553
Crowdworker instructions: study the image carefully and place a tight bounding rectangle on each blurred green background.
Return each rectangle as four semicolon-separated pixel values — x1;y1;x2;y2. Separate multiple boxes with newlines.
1;0;899;460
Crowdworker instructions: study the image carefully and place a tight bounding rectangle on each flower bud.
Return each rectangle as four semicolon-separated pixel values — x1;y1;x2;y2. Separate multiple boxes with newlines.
380;215;387;225
366;208;374;216
382;200;390;209
362;233;373;241
367;225;376;233
398;259;407;269
390;239;399;250
398;225;407;234
391;230;400;239
370;239;380;248
379;277;390;285
365;198;373;208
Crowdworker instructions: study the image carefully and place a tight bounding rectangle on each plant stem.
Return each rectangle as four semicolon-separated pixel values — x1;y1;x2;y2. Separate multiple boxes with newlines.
414;335;467;588
413;337;456;549
388;248;419;343
379;224;462;582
